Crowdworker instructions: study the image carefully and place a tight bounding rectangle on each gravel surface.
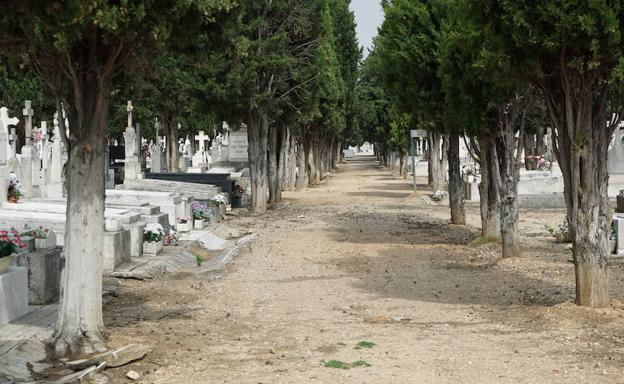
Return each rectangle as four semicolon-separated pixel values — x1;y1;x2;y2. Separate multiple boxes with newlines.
104;156;624;383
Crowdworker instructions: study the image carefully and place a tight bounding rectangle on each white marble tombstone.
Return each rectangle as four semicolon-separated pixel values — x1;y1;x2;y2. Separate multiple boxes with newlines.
0;119;9;204
19;101;37;199
123;101;143;181
47;119;64;198
151;120;163;173
227;125;249;163
192;130;210;168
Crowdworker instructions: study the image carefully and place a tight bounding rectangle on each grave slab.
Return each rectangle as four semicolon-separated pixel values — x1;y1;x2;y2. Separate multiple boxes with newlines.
0;267;29;325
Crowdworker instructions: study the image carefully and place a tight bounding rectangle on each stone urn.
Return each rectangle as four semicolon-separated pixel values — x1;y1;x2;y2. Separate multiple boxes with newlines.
143;239;164;255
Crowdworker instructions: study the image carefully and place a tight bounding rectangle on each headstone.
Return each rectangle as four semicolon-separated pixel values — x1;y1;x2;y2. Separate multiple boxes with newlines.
0;118;9;205
47;121;64;198
226;126;249;162
0;107;19;160
192;130;210;170
609;126;624;175
151;120;163;173
0;267;29;325
19;100;36;199
123;101;143;181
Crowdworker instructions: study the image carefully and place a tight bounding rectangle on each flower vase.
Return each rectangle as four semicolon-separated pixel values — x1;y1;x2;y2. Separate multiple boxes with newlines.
143;239;164;255
209;207;220;222
35;232;57;250
7;196;18;203
194;219;205;229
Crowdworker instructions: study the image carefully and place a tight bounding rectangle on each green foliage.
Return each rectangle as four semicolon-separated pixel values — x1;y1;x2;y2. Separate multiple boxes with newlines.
323;359;372;369
355;341;376;349
0;241;17;258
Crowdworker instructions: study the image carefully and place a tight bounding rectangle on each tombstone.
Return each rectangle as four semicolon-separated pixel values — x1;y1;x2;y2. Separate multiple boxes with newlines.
0;119;9;205
47;122;64;198
123;101;143;181
39;122;51;196
151;120;163;173
609;126;624;176
0;107;19;159
226;125;249;163
192;130;210;170
19;100;38;199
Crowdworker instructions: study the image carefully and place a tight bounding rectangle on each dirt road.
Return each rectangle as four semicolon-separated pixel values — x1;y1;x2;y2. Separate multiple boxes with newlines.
106;156;624;383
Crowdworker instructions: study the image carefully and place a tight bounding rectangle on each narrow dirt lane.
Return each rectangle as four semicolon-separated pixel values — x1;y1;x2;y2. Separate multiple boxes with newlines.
107;156;624;383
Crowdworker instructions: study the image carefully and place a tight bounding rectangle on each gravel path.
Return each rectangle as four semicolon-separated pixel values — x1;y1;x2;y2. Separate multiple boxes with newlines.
105;156;624;383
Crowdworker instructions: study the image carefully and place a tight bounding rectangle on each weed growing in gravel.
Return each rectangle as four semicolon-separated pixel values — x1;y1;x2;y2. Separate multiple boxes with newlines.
324;360;350;369
323;360;372;369
355;341;375;349
196;255;205;267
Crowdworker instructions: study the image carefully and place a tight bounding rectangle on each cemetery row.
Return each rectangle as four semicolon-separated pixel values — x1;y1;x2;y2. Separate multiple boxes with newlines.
0;99;248;328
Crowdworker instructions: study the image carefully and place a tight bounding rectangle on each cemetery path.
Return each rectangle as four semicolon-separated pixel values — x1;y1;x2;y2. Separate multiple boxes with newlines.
105;156;624;383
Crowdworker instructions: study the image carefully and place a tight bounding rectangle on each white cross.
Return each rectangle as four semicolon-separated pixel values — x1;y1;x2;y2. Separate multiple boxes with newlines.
8;127;17;155
195;130;210;153
23;100;34;146
127;100;133;128
0;107;19;133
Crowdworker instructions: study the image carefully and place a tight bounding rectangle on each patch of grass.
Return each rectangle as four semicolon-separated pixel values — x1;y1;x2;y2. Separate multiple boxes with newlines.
351;360;372;368
196;255;205;267
336;342;347;347
469;235;500;247
355;341;376;349
323;360;350;369
322;360;372;370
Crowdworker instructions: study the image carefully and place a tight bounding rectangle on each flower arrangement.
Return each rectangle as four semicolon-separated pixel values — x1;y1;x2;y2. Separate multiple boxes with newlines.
208;194;227;207
143;223;166;243
192;202;213;221
177;216;192;224
0;229;26;257
164;227;180;246
232;185;245;197
537;155;552;171
20;224;50;239
8;173;24;202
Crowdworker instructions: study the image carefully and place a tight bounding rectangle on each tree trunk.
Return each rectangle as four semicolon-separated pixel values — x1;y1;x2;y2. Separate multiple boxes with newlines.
523;132;537;170
295;139;308;190
543;86;612;307
278;126;290;190
267;124;281;204
478;136;500;240
490;100;526;259
247;107;269;213
429;132;448;191
53;90;108;357
448;133;466;225
167;116;179;173
286;134;297;191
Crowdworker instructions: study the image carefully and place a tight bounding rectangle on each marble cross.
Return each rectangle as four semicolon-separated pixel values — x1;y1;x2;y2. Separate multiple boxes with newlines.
127;101;133;128
195;130;210;153
23;100;34;146
8;127;17;156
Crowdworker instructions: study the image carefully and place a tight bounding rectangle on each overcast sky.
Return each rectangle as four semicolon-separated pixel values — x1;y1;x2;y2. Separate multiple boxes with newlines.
350;0;384;57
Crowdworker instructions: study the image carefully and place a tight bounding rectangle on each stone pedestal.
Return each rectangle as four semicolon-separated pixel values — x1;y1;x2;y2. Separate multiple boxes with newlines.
11;248;62;305
19;146;34;199
0;165;8;205
0;267;29;325
178;156;188;173
103;229;131;272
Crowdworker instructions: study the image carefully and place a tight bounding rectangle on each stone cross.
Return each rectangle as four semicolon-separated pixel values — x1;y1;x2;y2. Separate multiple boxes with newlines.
8;128;17;157
195;131;210;153
0;107;19;158
23;100;34;146
127;101;133;128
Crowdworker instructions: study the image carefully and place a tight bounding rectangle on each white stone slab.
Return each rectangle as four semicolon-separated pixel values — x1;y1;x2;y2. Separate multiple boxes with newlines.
0;267;29;325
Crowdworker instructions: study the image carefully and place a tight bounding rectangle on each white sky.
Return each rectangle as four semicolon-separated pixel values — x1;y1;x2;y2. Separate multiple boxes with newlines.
350;0;384;57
